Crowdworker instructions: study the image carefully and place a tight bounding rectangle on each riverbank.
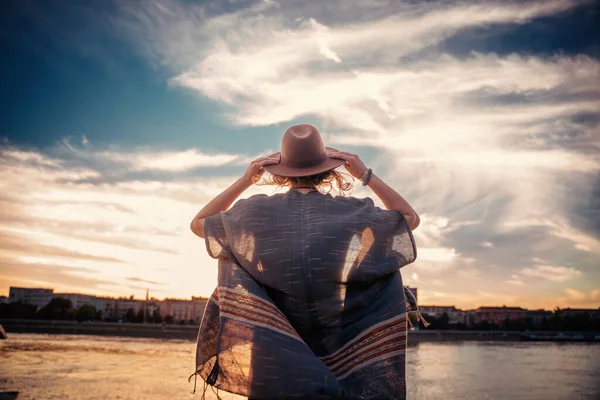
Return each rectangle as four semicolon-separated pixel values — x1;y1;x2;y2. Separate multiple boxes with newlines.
2;319;598;342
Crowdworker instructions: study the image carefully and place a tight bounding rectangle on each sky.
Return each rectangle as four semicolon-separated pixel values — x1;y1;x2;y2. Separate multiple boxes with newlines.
0;0;599;310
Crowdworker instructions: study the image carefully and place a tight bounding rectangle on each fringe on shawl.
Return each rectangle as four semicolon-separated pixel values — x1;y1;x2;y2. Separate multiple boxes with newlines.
404;286;430;330
189;358;221;398
188;372;224;400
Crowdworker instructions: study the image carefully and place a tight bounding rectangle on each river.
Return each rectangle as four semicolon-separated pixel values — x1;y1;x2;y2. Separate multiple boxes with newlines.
1;333;599;399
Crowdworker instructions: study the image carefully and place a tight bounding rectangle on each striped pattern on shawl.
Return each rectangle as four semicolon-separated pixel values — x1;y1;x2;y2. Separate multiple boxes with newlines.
193;191;417;399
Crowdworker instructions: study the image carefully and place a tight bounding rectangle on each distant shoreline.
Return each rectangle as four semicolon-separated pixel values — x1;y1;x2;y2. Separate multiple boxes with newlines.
2;319;598;343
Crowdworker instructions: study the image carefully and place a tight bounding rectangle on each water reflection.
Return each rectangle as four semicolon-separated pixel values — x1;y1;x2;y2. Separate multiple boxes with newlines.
1;334;599;400
407;341;600;400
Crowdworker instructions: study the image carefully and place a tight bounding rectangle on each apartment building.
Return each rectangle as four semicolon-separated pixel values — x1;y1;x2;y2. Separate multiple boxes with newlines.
474;306;527;325
8;287;54;307
419;305;465;325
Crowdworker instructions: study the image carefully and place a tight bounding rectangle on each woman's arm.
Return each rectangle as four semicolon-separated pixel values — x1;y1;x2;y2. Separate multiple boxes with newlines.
327;151;420;230
190;156;279;238
367;173;420;230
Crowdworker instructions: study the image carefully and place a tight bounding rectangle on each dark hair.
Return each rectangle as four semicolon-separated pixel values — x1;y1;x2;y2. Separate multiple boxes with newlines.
257;169;353;195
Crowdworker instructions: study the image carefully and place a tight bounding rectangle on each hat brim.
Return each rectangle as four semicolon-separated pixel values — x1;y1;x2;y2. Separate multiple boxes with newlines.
263;146;345;177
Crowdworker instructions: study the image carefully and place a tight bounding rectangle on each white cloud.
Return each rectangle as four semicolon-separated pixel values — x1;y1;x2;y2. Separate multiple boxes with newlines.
2;149;62;167
503;217;600;254
418;247;459;262
520;265;581;282
101;149;240;172
557;288;600;308
507;275;525;286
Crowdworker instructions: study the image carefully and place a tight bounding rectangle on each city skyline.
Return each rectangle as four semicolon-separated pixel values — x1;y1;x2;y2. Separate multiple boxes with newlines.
3;284;599;313
1;0;599;310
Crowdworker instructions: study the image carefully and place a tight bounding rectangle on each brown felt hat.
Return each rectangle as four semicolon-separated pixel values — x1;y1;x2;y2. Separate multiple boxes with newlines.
263;124;345;177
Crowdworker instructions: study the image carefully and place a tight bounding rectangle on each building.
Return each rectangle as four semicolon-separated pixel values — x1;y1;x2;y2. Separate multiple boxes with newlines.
8;287;54;307
160;298;193;322
91;297;115;317
474;306;527;325
4;285;210;323
420;305;465;325
114;296;143;321
526;309;551;327
157;297;207;323
0;296;7;304
191;296;208;322
53;293;98;309
561;308;600;319
145;299;161;320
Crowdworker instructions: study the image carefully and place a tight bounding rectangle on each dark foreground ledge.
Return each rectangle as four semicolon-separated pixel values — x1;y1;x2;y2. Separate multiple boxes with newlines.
1;319;198;340
1;319;598;343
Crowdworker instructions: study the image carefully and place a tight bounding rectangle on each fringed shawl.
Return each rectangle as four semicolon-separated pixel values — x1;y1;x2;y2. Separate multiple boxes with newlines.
192;191;418;399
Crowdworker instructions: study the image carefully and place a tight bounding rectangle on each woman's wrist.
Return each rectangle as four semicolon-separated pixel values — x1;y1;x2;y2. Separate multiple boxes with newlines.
238;174;255;188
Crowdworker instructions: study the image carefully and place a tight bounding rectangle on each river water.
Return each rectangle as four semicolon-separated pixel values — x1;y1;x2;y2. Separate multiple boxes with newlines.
1;333;599;399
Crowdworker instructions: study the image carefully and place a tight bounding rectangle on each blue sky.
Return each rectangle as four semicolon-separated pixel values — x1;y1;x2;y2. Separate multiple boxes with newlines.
1;0;599;309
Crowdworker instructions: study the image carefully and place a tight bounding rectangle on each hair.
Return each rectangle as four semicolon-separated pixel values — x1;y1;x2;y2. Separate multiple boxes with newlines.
257;169;353;196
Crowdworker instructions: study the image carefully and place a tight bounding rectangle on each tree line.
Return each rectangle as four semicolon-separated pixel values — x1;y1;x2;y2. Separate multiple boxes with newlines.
420;308;600;331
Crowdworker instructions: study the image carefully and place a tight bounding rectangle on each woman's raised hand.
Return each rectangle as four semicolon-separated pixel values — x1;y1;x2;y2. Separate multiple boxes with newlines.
328;150;367;180
242;156;280;185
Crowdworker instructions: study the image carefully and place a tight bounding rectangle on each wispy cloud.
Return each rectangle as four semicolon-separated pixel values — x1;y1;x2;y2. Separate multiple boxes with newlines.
100;149;241;172
558;288;600;307
127;277;162;286
0;259;115;294
520;264;581;282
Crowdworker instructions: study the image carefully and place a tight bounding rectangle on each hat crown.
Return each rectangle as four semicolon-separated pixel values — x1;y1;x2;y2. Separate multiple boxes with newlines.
263;124;344;177
280;124;328;168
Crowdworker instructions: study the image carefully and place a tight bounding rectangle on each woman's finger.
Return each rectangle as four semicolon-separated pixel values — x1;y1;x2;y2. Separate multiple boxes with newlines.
257;158;279;167
328;151;350;161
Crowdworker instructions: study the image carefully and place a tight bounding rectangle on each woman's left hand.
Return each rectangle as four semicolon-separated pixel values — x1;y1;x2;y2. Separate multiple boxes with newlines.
242;156;280;185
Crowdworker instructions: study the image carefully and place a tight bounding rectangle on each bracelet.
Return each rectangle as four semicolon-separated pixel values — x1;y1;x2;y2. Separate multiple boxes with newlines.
362;168;373;186
359;168;369;182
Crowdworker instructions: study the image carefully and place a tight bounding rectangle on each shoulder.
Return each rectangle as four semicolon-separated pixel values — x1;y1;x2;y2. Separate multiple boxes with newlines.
232;193;269;207
228;193;281;215
330;195;376;209
331;195;404;223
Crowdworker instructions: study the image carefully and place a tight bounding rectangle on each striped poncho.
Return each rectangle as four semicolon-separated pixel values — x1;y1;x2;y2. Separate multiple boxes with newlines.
192;190;418;399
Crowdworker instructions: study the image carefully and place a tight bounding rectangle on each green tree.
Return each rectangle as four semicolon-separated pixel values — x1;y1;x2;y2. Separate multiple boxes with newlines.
37;297;74;320
549;307;564;330
125;308;137;323
151;309;162;323
438;313;450;330
76;305;97;322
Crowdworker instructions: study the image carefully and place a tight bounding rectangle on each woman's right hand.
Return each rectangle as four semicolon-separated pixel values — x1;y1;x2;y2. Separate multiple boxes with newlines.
241;156;280;185
328;150;367;180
